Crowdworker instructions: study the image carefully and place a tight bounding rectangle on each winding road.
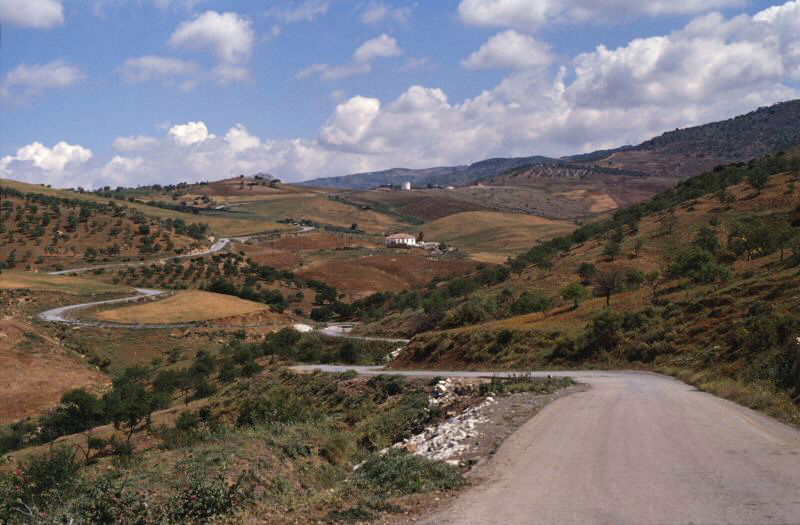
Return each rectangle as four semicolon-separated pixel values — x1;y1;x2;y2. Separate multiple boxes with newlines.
297;366;800;525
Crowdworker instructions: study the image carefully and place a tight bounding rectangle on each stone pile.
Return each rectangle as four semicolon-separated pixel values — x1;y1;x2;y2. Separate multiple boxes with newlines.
393;378;495;463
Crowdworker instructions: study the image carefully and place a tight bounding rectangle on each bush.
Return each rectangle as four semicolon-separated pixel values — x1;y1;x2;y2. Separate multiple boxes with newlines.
39;389;105;442
510;291;553;316
236;386;316;427
6;446;83;515
357;393;431;451
355;450;464;496
168;468;249;522
367;375;407;399
70;475;153;524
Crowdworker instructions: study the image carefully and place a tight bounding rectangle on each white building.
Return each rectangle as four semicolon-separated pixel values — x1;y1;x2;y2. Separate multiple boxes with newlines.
401;182;412;191
385;233;417;247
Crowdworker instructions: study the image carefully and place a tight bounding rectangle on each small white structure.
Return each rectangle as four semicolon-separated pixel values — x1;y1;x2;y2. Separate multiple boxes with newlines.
401;181;412;191
385;233;417;247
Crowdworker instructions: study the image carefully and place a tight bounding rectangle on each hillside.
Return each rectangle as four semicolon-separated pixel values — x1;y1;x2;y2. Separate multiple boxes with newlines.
341;150;800;424
0;183;210;272
1;178;280;238
302;99;800;191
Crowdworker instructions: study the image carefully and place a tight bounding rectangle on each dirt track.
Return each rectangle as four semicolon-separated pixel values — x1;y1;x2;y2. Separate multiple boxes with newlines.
298;366;800;525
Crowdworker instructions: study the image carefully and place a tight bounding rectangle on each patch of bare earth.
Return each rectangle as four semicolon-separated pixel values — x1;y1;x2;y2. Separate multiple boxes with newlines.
0;319;109;423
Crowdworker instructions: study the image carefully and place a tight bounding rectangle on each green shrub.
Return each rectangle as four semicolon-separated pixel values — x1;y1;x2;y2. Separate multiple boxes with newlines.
70;475;153;524
355;450;464;496
236;386;316;427
168;469;249;522
357;393;431;451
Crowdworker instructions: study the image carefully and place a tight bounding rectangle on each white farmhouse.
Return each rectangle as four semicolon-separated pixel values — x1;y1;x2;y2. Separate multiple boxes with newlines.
385;233;417;247
401;182;412;191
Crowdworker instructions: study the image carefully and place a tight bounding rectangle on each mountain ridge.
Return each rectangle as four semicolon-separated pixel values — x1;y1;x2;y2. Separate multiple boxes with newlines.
300;99;800;190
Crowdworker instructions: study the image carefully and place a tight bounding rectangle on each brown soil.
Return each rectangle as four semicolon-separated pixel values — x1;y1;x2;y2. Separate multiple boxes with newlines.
269;232;373;251
0;319;108;423
297;254;480;299
347;190;492;221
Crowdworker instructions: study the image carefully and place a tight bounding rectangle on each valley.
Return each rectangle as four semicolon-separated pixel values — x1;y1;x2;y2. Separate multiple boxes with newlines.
2;102;800;524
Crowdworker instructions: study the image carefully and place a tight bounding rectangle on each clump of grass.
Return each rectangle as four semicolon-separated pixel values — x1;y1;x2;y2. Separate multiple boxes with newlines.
355;449;465;496
479;375;575;396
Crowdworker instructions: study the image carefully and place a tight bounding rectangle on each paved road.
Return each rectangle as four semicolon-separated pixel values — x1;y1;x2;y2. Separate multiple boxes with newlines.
297;366;800;525
38;288;167;325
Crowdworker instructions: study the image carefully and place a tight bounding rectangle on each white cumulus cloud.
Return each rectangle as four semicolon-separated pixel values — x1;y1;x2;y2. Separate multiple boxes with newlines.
353;34;402;62
0;0;63;29
169;121;214;145
299;34;402;80
1;141;94;187
169;11;254;64
2;60;84;105
458;0;745;31
319;96;382;148
462;30;552;70
225;124;261;152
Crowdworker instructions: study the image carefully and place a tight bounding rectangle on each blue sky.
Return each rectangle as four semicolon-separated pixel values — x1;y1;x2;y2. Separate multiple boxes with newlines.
2;0;799;187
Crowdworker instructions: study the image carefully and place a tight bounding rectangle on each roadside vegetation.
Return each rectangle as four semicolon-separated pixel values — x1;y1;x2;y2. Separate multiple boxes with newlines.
0;363;467;523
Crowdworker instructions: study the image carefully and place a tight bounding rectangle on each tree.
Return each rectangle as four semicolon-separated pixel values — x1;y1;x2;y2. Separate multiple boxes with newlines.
774;223;796;262
660;210;678;235
510;291;553;316
103;367;162;441
509;257;527;276
603;239;622;261
594;266;625;307
561;282;589;309
632;239;644;258
645;270;662;300
538;256;554;275
416;231;424;243
585;310;623;353
667;246;730;284
577;262;597;283
624;268;645;290
350;223;358;231
693;224;720;255
747;168;769;190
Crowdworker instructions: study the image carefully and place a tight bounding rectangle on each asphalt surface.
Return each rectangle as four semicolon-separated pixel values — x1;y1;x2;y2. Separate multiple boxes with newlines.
298;366;800;525
37;288;166;325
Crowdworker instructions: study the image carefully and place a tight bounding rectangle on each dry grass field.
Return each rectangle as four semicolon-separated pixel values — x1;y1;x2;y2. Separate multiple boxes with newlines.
234;194;403;233
94;290;267;324
422;211;575;262
345;189;492;221
297;253;480;298
0;270;132;295
0;318;109;423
